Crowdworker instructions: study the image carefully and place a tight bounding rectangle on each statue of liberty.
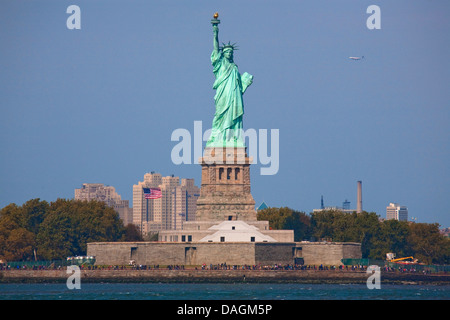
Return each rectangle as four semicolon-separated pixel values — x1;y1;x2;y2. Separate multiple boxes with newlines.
206;13;253;148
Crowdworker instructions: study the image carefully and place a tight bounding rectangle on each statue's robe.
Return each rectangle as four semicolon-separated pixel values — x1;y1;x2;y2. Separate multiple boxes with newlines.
207;50;252;148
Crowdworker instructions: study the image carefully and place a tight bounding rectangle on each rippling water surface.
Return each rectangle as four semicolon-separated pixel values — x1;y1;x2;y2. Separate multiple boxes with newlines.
1;283;449;300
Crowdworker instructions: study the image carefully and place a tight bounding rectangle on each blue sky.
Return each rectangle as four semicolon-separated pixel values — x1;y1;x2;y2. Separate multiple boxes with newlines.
1;1;449;227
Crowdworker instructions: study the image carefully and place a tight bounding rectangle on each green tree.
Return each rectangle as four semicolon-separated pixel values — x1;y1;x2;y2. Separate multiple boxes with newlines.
284;210;311;241
408;223;450;264
21;199;49;235
36;207;78;260
371;219;412;260
36;199;125;260
310;210;382;259
309;210;338;241
352;211;382;259
257;207;311;241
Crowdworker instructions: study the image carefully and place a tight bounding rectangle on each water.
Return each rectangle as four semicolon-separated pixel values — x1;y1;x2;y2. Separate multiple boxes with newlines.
0;283;449;300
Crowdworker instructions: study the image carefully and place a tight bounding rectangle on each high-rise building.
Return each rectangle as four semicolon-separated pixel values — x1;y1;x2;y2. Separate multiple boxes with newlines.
74;183;133;225
132;172;200;235
133;172;163;232
386;203;408;221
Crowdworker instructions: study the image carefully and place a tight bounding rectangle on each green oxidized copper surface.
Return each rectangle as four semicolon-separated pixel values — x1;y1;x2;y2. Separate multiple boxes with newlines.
206;15;253;148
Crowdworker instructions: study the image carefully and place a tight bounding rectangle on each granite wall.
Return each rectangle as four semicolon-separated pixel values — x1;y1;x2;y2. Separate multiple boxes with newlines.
87;241;362;266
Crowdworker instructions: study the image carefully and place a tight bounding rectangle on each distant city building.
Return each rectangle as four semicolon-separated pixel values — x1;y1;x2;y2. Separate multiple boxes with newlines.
342;199;351;210
74;183;133;226
132;172;200;235
386;203;408;221
314;181;363;214
313;196;355;213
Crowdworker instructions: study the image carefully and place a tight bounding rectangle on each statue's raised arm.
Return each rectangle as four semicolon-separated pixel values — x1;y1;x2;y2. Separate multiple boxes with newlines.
211;12;220;53
213;25;219;53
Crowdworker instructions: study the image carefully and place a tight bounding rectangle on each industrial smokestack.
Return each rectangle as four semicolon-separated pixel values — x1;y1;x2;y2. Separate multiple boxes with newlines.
357;181;362;213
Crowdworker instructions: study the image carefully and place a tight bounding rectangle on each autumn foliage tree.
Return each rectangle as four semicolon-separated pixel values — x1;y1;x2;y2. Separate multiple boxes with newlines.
0;202;41;261
0;198;129;261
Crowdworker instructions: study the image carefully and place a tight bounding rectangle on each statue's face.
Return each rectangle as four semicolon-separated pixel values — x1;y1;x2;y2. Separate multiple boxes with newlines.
224;49;233;61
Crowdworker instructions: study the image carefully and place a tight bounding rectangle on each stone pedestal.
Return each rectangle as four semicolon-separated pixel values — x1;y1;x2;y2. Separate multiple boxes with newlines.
195;147;257;221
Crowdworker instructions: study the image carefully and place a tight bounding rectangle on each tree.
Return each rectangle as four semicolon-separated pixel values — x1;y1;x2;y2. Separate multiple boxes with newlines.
257;207;311;241
36;199;125;260
0;203;37;261
124;223;143;241
408;223;450;264
371;219;412;260
284;210;311;241
352;211;382;259
21;199;49;235
36;206;78;260
309;210;338;241
1;227;35;261
1;198;129;261
310;210;382;258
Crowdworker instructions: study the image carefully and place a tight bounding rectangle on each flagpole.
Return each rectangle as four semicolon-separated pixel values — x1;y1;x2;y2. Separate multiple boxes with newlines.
146;198;149;223
145;197;149;239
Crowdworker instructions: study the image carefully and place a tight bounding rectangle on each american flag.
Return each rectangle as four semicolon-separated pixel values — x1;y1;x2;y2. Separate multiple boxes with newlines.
143;187;162;199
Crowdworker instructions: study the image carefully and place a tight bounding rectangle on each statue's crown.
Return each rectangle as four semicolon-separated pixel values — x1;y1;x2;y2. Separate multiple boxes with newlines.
221;42;238;52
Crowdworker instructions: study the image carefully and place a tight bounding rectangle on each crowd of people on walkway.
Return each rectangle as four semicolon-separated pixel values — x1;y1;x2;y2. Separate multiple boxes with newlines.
0;264;64;271
0;262;444;274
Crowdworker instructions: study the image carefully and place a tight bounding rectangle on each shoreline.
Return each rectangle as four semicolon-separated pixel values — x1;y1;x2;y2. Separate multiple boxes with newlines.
1;269;449;285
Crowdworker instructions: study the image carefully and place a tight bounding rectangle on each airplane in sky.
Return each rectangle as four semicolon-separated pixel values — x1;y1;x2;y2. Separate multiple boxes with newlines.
349;56;364;60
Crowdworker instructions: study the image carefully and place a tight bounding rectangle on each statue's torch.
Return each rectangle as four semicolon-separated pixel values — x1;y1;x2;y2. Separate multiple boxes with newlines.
211;12;220;26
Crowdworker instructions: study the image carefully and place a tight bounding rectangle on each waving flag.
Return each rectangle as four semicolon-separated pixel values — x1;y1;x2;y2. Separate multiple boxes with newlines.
143;187;162;199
